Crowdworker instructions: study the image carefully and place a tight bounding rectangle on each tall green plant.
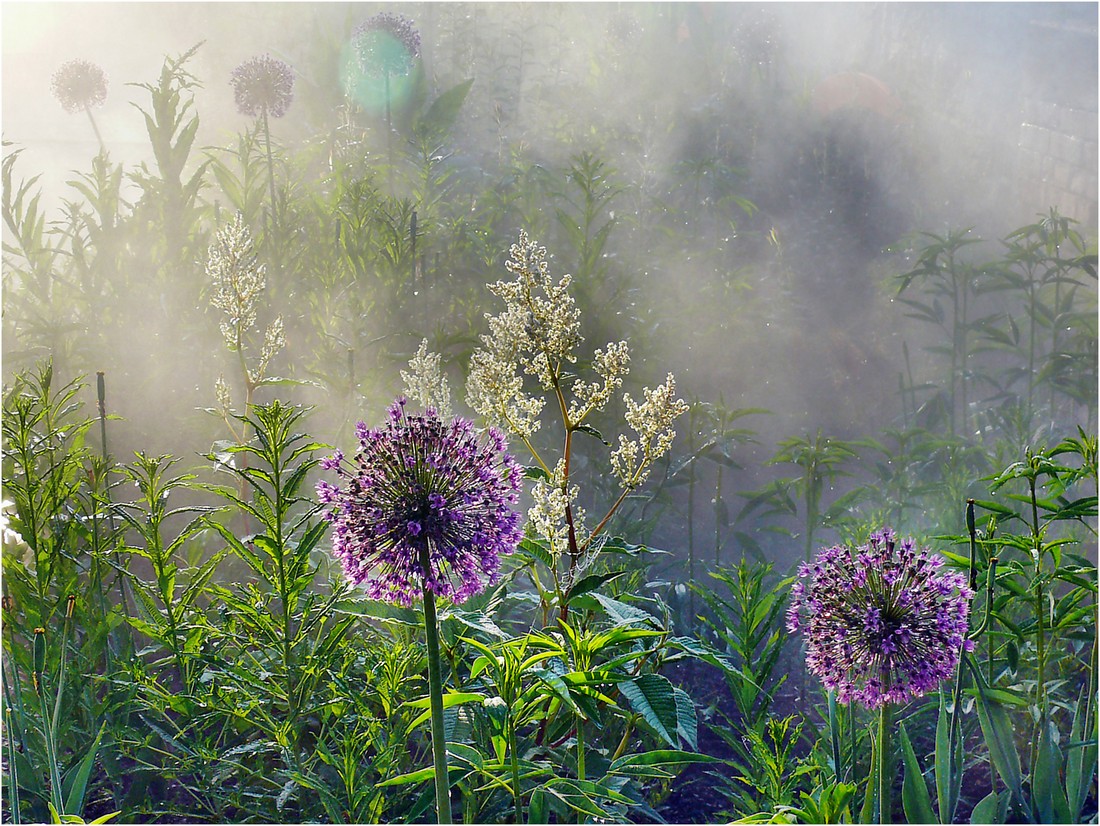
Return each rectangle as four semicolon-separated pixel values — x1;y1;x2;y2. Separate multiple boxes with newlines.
895;228;985;437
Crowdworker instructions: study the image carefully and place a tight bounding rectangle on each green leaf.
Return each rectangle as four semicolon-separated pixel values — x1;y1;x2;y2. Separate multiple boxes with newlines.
518;536;554;569
934;690;962;824
528;787;549;824
415;78;474;138
565;570;626;603
61;723;105;816
616;674;679;747
860;734;878;824
607;749;724;774
969;661;1025;809
898;722;937;824
590;593;660;627
524;465;550;482
673;687;698;751
406;692;486;730
969;791;1001;824
1033;718;1071;824
376;766;437;787
1067;683;1098;820
572;423;610;445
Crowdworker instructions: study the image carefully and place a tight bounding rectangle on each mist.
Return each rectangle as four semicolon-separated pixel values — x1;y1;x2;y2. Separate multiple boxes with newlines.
3;2;1097;562
2;5;1098;822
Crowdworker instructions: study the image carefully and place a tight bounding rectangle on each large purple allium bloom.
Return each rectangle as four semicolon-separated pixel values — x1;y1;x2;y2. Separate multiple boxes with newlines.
787;529;974;709
354;12;421;77
317;398;523;607
51;59;108;113
231;54;295;118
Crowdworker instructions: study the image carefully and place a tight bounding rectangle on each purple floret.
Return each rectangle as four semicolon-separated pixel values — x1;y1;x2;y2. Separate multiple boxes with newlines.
317;400;523;607
787;529;974;709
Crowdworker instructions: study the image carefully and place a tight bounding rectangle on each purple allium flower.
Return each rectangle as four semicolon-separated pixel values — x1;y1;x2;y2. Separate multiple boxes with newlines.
787;529;974;709
51;59;108;113
231;54;295;118
354;12;421;77
317;399;523;607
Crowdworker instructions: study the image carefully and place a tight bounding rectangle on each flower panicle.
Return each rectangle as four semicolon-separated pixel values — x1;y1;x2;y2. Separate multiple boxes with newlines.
788;529;974;709
206;212;266;350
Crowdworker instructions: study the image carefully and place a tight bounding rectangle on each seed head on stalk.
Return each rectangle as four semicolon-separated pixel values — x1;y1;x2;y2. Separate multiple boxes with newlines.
354;12;422;78
230;54;295;118
51;59;108;113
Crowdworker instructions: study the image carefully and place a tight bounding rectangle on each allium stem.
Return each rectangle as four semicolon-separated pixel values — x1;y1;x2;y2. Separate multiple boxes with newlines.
420;545;453;824
508;716;523;823
877;696;892;824
262;107;278;230
84;106;105;155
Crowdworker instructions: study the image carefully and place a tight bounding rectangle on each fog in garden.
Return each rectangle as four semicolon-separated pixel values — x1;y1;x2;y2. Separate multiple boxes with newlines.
3;2;1097;568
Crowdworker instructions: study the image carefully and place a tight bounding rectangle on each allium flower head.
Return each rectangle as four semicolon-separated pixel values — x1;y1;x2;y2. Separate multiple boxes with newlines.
231;54;295;118
354;12;421;77
317;399;524;607
51;59;108;113
787;529;974;709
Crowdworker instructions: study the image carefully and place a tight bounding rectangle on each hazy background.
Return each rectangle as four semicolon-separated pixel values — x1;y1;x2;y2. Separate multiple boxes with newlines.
3;2;1097;562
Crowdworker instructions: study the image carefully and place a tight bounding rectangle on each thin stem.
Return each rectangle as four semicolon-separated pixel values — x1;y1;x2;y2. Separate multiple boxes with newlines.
5;707;20;824
419;545;453;825
1029;476;1046;716
877;698;893;824
611;714;637;762
84;106;105;155
714;463;723;568
384;70;394;192
262;107;278;230
509;716;523;824
828;690;843;782
576;714;586;782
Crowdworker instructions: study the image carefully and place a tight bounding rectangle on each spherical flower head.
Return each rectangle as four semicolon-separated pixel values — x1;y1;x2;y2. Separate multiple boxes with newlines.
787;529;974;709
317;399;524;607
354;12;421;77
51;59;108;113
231;54;295;118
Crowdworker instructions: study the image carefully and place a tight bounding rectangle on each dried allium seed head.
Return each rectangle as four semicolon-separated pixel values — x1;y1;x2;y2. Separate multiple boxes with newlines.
317;399;523;607
787;529;974;709
354;12;421;77
51;59;108;113
230;54;295;118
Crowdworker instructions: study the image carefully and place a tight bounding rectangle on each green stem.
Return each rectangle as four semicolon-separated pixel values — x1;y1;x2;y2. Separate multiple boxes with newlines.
828;690;843;782
509;717;523;824
262;108;278;230
420;546;453;825
1029;476;1046;717
5;707;20;824
84;106;105;155
33;627;63;815
576;714;586;782
877;697;892;824
714;463;723;568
